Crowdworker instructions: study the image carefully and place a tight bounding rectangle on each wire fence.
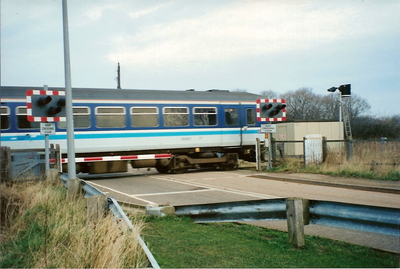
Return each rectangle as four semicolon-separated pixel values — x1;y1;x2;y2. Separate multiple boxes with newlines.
239;139;400;170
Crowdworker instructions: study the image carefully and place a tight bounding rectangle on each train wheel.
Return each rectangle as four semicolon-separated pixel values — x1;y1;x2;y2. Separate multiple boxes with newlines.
171;168;187;174
170;161;188;174
156;164;170;174
219;163;236;171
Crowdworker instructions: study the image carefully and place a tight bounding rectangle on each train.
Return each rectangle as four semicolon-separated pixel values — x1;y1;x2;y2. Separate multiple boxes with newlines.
1;86;268;174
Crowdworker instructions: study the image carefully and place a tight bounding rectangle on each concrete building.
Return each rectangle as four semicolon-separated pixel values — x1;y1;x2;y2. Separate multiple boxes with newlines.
271;120;343;156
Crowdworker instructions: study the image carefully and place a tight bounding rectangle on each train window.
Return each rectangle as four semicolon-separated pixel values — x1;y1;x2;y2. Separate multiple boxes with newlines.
225;108;238;126
131;107;159;127
58;107;90;129
246;108;256;125
193;107;217;126
1;106;10;130
163;107;189;127
95;107;126;128
16;106;40;129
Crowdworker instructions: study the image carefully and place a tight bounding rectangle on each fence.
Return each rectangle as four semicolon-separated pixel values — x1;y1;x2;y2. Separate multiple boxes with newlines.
270;138;400;166
1;145;61;184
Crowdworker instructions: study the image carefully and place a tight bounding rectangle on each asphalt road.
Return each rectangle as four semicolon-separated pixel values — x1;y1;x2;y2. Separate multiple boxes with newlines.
83;168;399;209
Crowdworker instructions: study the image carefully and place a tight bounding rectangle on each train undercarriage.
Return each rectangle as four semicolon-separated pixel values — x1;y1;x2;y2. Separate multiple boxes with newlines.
62;146;258;175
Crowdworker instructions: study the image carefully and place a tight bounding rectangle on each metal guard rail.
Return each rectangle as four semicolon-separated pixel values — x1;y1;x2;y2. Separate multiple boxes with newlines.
174;198;400;237
59;173;160;269
309;200;400;236
174;199;287;223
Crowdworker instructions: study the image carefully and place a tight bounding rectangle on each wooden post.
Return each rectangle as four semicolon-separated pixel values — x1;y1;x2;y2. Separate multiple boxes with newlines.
346;140;354;161
66;178;82;201
255;138;261;171
56;144;61;172
46;169;59;185
286;198;308;247
271;137;277;162
302;199;310;225
1;146;12;186
322;136;328;162
86;195;109;222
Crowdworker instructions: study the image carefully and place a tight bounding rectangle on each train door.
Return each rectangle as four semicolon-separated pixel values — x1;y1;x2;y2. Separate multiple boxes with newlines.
240;104;258;146
221;104;241;147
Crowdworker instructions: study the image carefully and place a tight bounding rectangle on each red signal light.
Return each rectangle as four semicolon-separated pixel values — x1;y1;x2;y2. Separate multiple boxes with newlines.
263;104;273;110
37;96;52;106
48;106;63;115
271;104;286;115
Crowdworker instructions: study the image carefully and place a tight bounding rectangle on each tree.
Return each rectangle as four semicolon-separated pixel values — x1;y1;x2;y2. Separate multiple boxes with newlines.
273;87;371;122
280;88;324;120
352;115;400;139
260;90;279;99
320;94;340;120
346;95;371;120
254;86;395;139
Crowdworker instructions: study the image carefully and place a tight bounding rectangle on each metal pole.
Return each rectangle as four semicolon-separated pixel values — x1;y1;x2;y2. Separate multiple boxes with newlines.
45;135;50;171
255;138;261;171
339;93;342;141
338;93;343;154
267;133;272;170
62;0;76;179
43;85;50;172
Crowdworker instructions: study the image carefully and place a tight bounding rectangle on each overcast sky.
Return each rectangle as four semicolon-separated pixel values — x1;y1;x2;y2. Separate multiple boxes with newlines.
2;0;399;116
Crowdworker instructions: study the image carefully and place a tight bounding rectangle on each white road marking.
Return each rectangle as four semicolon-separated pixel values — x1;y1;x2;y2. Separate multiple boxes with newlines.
87;181;155;205
135;188;212;197
148;174;277;199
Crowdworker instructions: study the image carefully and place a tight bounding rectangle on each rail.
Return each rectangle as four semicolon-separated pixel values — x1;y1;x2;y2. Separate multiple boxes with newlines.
59;173;160;269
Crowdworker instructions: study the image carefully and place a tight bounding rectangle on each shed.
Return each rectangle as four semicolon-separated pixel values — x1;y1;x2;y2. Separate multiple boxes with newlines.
271;120;342;156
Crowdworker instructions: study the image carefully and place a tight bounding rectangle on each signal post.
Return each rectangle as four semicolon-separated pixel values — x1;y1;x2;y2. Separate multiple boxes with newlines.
26;85;66;175
256;99;287;170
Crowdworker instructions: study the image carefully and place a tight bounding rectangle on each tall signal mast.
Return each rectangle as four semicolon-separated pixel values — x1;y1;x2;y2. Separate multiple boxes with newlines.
117;62;121;89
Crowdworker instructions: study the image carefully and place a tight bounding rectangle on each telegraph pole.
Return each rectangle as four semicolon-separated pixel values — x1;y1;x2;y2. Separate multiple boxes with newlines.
117;62;121;89
62;0;76;179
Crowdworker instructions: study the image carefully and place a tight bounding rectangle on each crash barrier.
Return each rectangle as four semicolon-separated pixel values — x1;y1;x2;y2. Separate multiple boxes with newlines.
0;145;61;183
57;173;160;268
146;198;400;247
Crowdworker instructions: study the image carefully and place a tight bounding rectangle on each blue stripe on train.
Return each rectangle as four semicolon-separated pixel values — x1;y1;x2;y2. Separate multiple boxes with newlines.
1;129;259;141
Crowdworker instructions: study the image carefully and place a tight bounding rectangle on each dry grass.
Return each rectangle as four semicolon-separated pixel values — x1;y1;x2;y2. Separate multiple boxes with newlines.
321;141;400;179
239;141;400;180
0;180;148;268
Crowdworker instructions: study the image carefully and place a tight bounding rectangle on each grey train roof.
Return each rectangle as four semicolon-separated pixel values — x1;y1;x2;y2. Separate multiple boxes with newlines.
1;86;262;102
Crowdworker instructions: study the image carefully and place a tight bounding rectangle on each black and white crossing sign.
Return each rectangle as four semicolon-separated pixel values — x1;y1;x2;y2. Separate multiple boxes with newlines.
260;124;276;133
40;122;56;135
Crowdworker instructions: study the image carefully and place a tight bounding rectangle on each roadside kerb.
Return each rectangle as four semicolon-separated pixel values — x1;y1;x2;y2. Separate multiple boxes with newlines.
250;174;400;195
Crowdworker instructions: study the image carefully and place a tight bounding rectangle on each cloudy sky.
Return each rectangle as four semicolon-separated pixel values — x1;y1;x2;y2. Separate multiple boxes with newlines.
2;0;399;116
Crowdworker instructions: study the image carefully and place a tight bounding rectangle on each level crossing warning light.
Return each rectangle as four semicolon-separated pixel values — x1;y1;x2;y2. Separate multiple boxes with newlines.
256;99;287;122
26;89;66;122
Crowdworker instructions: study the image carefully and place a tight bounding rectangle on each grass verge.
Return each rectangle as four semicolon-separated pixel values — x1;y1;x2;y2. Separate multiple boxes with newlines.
0;180;147;268
241;156;400;181
143;216;399;268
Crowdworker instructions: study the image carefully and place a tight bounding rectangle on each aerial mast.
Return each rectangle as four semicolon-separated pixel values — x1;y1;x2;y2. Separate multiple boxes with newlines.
117;62;121;89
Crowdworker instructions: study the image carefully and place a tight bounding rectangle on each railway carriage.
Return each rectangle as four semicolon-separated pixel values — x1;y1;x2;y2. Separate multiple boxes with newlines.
1;86;265;174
